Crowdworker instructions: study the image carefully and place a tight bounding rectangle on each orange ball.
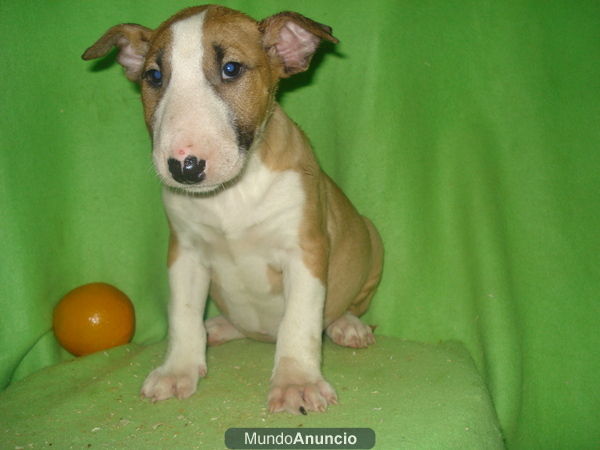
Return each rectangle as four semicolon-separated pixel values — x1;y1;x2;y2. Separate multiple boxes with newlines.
53;282;135;356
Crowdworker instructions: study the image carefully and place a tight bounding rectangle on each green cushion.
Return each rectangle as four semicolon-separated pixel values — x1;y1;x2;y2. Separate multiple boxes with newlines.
1;337;502;449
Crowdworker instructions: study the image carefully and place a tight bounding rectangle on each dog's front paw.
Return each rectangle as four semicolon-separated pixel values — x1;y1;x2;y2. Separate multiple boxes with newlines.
141;364;206;402
268;379;337;414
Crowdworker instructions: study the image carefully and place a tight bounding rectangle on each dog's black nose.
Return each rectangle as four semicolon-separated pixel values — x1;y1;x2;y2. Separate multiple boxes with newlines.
168;156;206;184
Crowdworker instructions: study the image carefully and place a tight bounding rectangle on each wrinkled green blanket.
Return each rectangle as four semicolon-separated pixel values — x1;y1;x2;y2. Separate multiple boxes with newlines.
1;338;502;449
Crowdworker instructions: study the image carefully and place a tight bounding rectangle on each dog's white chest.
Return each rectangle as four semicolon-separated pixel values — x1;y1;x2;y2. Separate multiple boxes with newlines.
164;157;305;337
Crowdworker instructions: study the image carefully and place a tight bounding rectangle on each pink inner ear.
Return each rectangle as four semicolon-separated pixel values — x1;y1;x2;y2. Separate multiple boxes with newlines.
116;37;147;81
275;21;321;72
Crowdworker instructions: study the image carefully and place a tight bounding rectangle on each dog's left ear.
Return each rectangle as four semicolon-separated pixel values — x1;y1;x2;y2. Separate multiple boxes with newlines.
260;12;339;78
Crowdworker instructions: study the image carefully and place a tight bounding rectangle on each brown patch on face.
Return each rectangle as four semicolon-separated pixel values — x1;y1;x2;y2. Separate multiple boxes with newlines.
201;6;278;151
140;37;169;130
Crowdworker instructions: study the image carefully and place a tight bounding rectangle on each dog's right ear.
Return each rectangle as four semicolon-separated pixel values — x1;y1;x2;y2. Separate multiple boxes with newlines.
82;24;153;82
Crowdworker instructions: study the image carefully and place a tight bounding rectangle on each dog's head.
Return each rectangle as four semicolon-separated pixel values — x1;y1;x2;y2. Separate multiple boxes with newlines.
83;5;337;193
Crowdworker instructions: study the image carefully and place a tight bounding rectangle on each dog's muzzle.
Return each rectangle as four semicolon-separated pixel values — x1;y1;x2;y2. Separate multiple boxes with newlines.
168;156;206;184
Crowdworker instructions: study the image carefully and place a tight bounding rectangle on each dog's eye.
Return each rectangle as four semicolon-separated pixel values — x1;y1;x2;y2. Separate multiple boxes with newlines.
221;61;243;80
144;69;163;88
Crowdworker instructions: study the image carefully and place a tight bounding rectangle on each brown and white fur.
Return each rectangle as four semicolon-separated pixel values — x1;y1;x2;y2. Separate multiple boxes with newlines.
83;5;383;414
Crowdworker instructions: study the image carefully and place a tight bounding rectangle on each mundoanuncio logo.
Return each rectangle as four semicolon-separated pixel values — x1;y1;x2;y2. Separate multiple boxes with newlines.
225;428;376;449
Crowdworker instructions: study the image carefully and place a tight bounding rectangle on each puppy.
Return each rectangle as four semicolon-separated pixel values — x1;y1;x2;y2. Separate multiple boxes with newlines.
83;5;383;414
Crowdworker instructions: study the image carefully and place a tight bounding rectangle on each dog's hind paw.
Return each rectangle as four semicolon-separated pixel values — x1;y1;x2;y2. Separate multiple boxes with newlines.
141;364;206;402
206;315;245;346
326;312;375;348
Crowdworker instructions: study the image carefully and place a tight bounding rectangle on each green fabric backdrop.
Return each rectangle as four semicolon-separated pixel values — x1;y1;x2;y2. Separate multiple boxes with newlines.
1;0;598;448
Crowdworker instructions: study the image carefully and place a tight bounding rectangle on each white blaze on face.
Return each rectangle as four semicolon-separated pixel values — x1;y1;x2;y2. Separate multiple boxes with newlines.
152;11;246;192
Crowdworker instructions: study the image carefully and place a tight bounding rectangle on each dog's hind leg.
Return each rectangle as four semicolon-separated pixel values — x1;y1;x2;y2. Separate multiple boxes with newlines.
326;216;382;349
206;315;245;346
325;312;375;348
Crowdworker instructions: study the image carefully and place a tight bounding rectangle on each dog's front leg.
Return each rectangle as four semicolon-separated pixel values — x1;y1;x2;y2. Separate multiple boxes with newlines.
268;259;337;414
141;249;209;401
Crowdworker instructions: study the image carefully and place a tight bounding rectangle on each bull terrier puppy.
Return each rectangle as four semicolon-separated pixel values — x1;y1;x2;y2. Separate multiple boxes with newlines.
83;5;383;414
